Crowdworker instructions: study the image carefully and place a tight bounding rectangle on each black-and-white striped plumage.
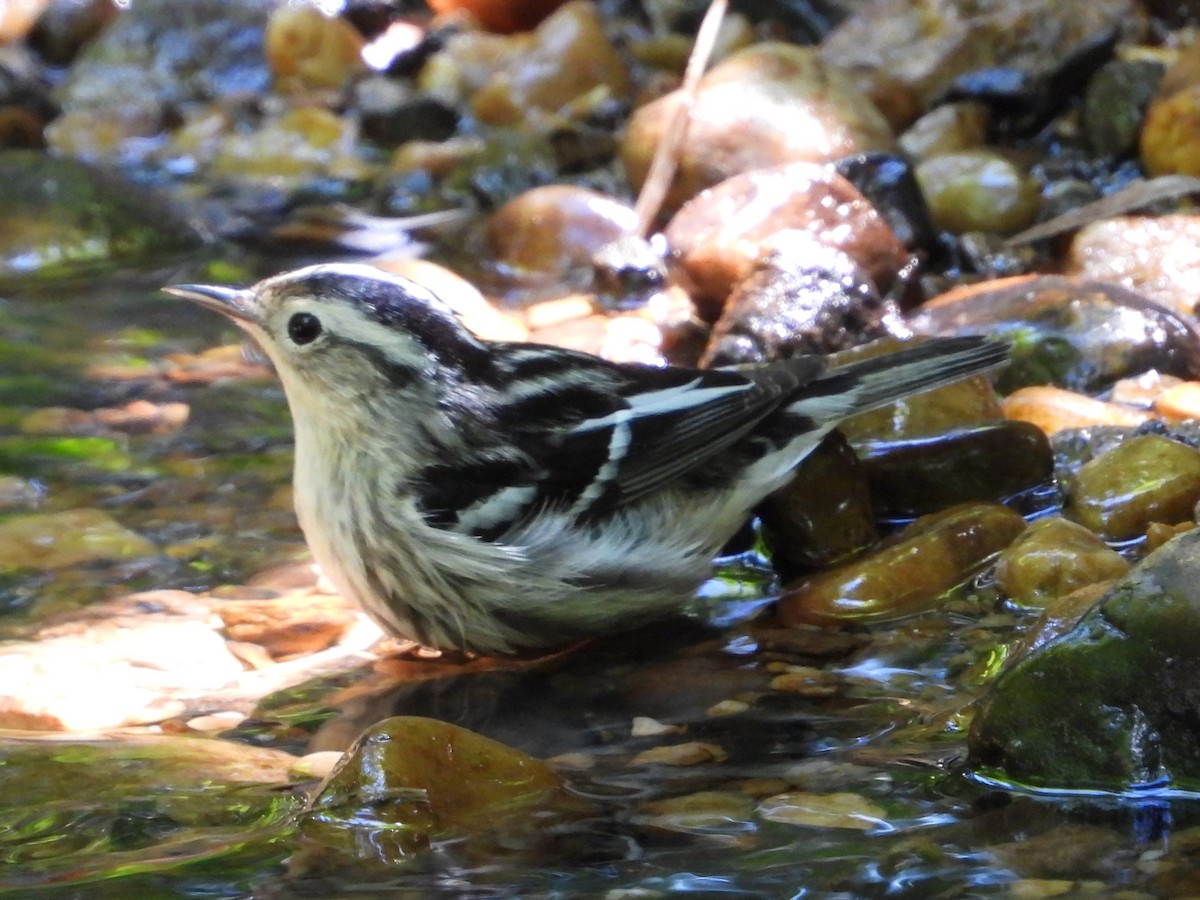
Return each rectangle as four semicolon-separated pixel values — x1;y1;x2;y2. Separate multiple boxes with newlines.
166;264;1008;655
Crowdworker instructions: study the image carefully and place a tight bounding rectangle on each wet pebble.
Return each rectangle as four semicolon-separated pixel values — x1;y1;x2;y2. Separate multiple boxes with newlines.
0;0;47;43
20;400;189;437
302;716;579;865
27;0;118;66
1002;386;1149;435
216;594;358;660
820;0;1133;109
160;344;273;385
994;516;1130;608
428;0;568;33
1110;370;1182;410
664;162;910;315
1156;382;1200;421
51;0;274;154
630;741;729;767
778;503;1027;626
970;527;1200;791
700;235;901;366
623;43;894;217
898;102;990;160
768;666;842;698
1140;41;1200;177
210;106;371;182
857;420;1054;518
453;1;629;126
0;476;41;510
1067;433;1200;541
640;790;755;834
760;432;877;571
485;184;638;281
264;5;366;91
1067;215;1200;319
1146;520;1196;551
909;275;1200;393
1083;58;1165;158
353;75;459;146
914;150;1041;235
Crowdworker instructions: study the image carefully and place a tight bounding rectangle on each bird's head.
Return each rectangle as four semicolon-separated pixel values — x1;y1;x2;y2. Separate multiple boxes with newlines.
165;264;492;416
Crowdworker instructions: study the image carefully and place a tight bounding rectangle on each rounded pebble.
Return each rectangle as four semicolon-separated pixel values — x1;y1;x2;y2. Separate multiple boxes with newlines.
915;150;1041;235
1068;433;1200;541
778;503;1027;626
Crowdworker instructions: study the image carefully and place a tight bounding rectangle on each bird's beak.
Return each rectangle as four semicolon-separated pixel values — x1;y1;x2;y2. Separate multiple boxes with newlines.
163;283;262;326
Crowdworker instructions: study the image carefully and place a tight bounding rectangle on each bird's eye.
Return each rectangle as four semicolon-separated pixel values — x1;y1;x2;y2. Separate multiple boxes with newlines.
287;312;323;345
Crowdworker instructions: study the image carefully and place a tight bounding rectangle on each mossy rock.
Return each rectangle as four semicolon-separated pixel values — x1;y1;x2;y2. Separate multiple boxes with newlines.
969;527;1200;791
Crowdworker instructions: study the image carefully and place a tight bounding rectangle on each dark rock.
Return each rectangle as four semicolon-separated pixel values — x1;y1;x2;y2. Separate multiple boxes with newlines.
858;420;1054;518
354;75;459;146
27;0;119;67
760;431;877;571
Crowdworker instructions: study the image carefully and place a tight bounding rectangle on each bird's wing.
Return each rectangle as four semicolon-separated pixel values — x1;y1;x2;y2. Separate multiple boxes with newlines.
414;345;825;537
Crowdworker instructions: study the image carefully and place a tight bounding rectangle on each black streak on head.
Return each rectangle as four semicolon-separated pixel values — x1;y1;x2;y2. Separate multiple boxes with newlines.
295;270;494;382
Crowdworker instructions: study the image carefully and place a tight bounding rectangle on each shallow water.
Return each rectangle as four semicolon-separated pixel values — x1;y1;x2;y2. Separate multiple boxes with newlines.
2;265;1198;898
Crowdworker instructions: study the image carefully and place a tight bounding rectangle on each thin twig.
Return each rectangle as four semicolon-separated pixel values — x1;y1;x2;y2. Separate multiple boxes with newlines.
633;0;729;237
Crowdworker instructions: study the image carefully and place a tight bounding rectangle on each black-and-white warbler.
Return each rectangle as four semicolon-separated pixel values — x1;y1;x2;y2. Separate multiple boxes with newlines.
167;264;1007;656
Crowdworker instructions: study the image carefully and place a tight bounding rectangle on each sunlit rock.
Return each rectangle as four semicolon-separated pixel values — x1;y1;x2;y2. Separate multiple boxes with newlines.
623;43;894;217
1067;433;1200;541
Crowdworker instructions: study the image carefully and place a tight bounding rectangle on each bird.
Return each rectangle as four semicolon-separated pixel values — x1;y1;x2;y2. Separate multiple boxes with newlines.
166;263;1008;656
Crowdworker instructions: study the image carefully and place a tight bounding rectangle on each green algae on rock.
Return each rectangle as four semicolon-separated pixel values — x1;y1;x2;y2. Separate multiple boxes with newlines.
970;527;1200;792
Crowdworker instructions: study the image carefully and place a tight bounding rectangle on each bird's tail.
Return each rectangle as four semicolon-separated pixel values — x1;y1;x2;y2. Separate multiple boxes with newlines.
786;336;1009;423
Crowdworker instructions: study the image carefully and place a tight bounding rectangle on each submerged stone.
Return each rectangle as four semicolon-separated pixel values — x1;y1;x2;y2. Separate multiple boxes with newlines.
969;528;1200;791
301;716;582;866
757;791;887;831
0;508;155;571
